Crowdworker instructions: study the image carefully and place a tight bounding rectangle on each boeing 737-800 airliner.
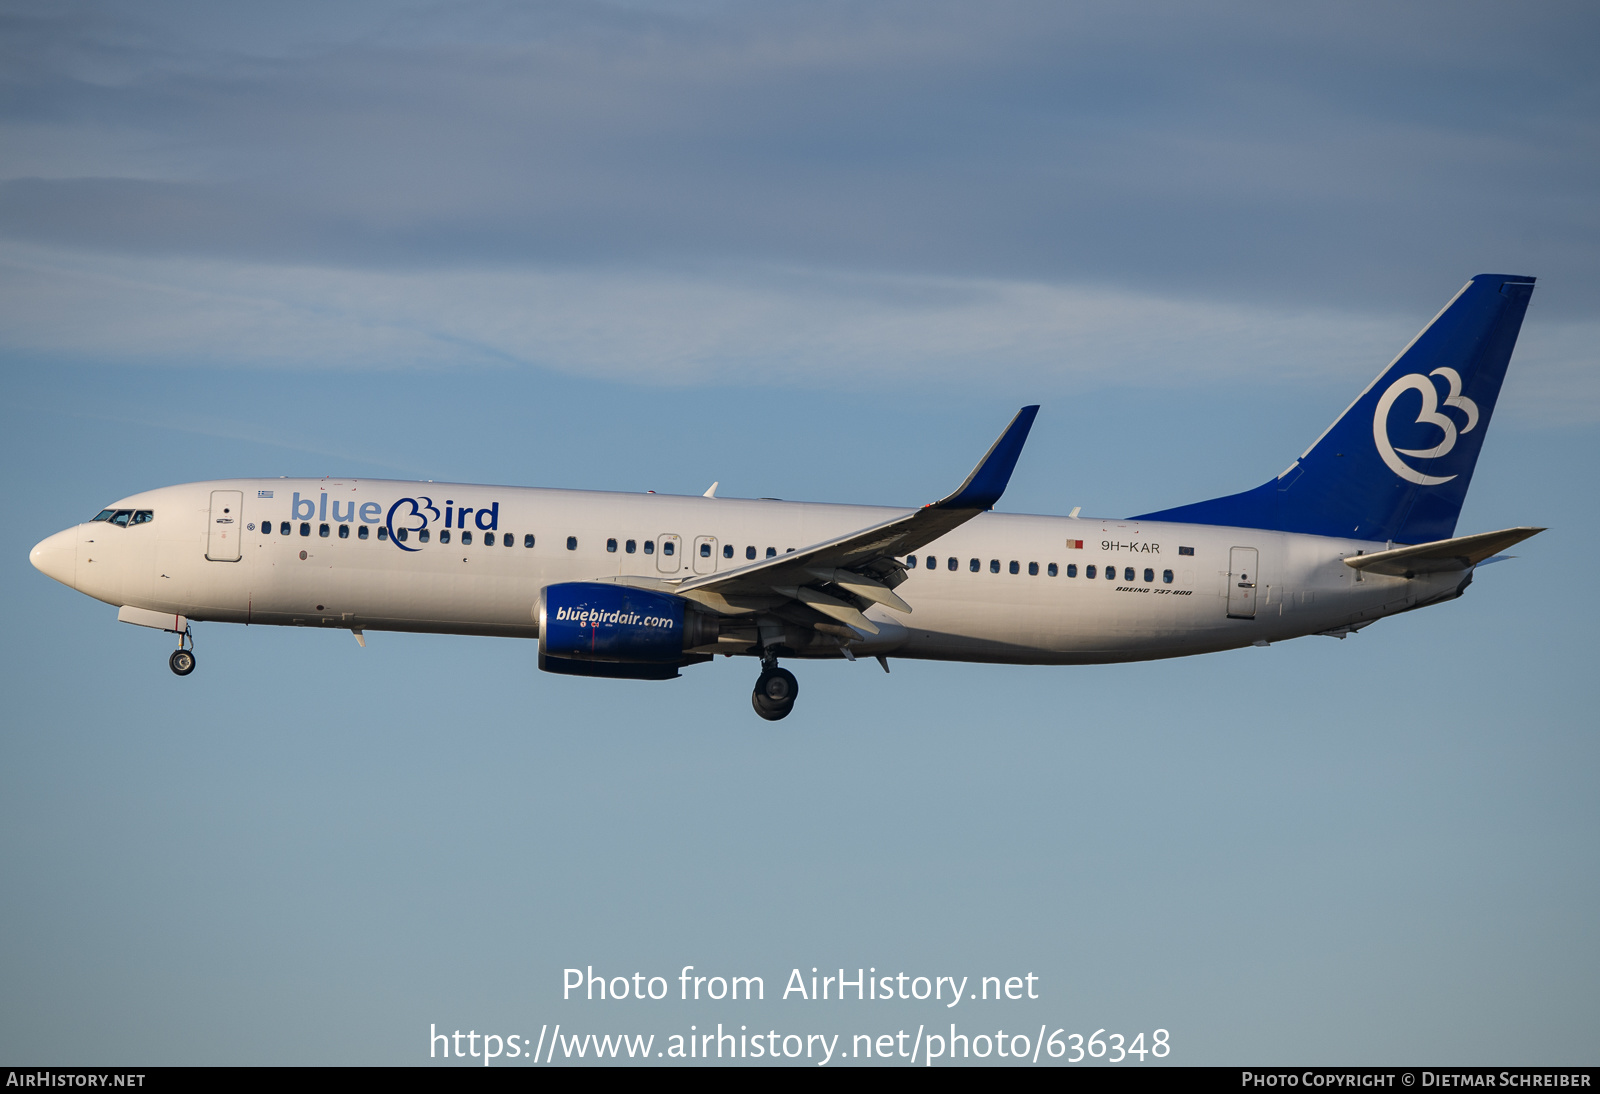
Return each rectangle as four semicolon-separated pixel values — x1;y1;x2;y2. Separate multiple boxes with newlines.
31;274;1542;720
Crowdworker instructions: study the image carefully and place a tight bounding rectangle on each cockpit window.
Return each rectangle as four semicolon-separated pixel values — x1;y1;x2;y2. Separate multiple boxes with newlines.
131;510;154;525
92;509;115;522
110;510;133;527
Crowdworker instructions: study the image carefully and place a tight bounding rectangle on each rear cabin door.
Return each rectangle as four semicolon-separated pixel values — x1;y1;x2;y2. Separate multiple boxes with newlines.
693;535;718;574
656;534;682;574
1227;546;1258;619
207;490;244;561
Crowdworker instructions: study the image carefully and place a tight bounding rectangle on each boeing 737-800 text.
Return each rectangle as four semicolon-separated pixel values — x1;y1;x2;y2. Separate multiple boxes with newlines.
30;274;1543;720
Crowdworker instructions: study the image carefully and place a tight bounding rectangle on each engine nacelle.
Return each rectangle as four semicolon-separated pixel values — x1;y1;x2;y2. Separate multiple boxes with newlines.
538;582;714;666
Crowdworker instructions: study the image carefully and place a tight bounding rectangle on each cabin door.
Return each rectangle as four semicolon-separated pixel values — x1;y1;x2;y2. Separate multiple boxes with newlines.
207;490;244;562
1227;546;1258;619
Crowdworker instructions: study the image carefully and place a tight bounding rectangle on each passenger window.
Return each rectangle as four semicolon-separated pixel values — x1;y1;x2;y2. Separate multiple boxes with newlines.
1086;565;1096;579
1064;564;1074;577
723;544;733;559
926;556;936;570
112;510;132;526
505;534;513;547
338;524;349;539
93;509;115;522
377;527;388;540
1009;560;1019;574
396;528;408;542
746;546;756;560
358;525;369;540
766;547;776;558
262;521;272;534
970;558;980;572
663;541;674;556
133;510;154;524
626;539;637;553
484;532;495;546
1125;567;1135;581
947;557;957;571
906;555;917;569
300;522;311;537
1144;567;1153;582
320;523;331;538
607;538;618;553
440;529;451;544
417;528;428;542
281;522;291;535
1163;569;1174;584
700;543;711;558
461;531;472;545
1178;546;1195;556
645;540;655;555
526;534;536;548
567;536;578;551
1028;561;1038;575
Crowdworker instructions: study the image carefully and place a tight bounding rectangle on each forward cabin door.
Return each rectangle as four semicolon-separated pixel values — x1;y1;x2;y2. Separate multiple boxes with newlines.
1227;546;1258;619
207;490;244;562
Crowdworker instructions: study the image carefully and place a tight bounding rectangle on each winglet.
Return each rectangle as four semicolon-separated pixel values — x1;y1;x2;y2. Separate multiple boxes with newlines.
935;405;1040;510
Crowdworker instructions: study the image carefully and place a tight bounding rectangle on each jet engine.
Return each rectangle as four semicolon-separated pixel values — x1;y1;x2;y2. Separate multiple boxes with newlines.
537;582;715;679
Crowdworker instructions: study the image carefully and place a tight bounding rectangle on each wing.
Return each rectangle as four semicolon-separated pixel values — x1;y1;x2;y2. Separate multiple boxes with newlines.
672;406;1039;635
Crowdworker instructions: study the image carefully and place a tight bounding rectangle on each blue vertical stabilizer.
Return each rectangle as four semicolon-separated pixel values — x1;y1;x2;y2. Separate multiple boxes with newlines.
1133;274;1536;544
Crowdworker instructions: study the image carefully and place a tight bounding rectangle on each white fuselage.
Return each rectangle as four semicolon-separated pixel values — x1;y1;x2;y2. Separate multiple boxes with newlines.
31;477;1470;664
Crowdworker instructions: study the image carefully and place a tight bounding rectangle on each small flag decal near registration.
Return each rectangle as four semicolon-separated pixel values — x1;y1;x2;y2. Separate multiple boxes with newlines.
258;490;274;498
1066;539;1083;549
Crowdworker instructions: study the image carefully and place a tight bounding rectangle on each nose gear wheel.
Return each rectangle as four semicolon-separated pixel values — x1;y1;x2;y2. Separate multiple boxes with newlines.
168;625;196;676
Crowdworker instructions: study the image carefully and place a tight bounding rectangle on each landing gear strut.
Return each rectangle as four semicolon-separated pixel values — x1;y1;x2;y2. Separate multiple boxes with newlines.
168;628;196;677
752;658;799;721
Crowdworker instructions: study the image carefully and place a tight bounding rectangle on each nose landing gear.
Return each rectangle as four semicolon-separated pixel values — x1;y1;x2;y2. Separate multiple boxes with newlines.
168;627;196;676
752;660;799;721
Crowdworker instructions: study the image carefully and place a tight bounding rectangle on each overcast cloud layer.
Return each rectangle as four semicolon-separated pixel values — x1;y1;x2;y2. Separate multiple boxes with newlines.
1;0;1597;408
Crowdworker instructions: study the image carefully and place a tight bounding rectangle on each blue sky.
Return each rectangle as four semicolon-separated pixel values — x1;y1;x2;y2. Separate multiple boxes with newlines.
2;0;1597;1065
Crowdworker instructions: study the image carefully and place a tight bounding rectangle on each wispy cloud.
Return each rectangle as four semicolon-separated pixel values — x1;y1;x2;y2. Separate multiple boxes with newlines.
0;1;1594;420
2;0;1597;315
3;241;1592;421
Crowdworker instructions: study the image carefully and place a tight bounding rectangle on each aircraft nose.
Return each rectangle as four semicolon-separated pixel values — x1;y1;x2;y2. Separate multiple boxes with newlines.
30;527;77;589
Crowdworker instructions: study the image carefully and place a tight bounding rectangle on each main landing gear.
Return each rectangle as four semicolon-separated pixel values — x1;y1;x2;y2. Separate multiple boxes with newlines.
168;628;196;677
752;658;799;721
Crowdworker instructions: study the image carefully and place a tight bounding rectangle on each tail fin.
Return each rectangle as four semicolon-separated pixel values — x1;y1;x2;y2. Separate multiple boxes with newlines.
1134;274;1536;543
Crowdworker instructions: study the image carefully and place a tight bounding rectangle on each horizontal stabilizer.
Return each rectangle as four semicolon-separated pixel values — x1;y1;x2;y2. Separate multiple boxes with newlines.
1343;526;1544;577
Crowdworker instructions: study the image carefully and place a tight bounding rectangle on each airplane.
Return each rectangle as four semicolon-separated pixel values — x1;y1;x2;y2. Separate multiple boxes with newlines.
30;273;1542;721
